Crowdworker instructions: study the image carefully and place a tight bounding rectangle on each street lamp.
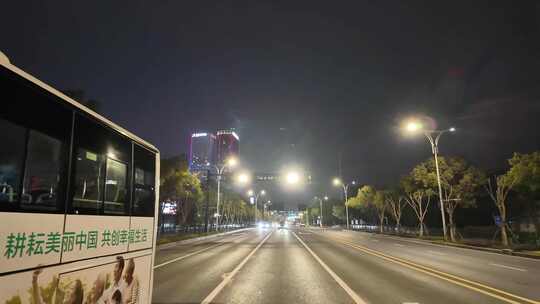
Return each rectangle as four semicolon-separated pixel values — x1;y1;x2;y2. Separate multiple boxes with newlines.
263;200;272;221
333;178;356;230
214;157;237;231
286;171;300;185
405;119;456;241
248;189;266;225
314;196;328;228
235;172;250;185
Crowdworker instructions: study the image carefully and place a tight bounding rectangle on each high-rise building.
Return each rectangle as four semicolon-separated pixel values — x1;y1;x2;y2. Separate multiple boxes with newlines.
189;132;216;172
216;130;239;164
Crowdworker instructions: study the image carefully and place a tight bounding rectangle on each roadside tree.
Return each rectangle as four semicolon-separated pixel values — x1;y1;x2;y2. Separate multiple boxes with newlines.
350;185;388;233
385;189;406;234
412;157;485;242
400;175;433;237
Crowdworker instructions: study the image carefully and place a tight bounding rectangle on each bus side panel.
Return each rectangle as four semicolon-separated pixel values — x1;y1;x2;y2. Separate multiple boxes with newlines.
62;215;130;263
127;217;154;251
0;213;64;274
0;250;152;303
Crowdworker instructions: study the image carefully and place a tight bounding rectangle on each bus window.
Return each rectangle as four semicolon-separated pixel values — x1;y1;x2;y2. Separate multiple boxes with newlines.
70;113;131;215
132;145;155;216
0;118;25;209
72;148;105;213
0;69;71;213
20;130;63;211
104;157;128;214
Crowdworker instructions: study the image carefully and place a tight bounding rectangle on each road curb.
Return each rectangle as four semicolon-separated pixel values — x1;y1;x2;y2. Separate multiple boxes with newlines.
157;228;253;250
346;230;540;260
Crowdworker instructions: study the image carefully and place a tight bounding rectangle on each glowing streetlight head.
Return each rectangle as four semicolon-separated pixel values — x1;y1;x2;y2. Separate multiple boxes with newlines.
260;190;266;195
226;157;238;167
351;180;356;185
324;196;329;200
449;127;456;132
236;172;250;185
333;178;342;186
247;189;254;196
405;120;424;133
286;171;300;184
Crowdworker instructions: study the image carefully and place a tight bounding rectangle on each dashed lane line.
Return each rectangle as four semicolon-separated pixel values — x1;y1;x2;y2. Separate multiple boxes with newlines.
200;230;274;304
293;231;368;304
489;263;527;272
327;234;539;304
154;234;246;269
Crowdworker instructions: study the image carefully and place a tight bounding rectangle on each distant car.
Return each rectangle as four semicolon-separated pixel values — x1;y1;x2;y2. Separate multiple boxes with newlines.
258;221;271;229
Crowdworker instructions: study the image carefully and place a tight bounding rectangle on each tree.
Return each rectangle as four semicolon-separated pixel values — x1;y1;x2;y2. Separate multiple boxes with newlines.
507;152;540;236
385;189;406;233
159;156;204;227
332;205;346;222
486;174;516;247
308;207;320;226
411;157;486;242
372;190;388;233
401;175;433;237
349;185;387;233
486;152;540;246
220;192;250;227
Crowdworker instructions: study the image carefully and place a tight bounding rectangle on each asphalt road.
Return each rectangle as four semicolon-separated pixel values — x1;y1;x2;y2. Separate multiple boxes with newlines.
152;227;540;304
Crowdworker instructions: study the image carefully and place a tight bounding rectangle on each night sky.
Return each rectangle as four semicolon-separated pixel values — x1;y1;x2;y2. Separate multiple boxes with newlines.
3;1;540;198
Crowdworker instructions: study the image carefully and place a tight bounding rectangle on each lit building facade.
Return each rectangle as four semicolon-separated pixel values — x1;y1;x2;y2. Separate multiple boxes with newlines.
216;130;239;164
189;132;216;172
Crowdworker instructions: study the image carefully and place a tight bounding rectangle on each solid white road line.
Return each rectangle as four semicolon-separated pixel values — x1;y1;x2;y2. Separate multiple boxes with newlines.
154;235;245;269
427;250;447;256
395;243;405;247
293;231;368;304
201;230;274;304
488;263;527;272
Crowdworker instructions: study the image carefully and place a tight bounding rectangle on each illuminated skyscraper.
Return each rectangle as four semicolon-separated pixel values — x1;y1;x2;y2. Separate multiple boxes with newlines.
216;130;239;164
189;132;216;172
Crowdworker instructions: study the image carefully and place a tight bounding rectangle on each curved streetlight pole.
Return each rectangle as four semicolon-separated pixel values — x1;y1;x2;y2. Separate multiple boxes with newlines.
333;178;356;230
214;158;237;231
423;128;454;242
314;196;329;228
406;121;455;241
248;189;265;225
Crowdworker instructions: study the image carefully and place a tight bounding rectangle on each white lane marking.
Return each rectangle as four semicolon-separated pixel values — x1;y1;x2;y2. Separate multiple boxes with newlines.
154;235;244;269
488;263;527;272
371;239;379;242
201;230;274;304
293;231;368;304
341;231;540;263
428;250;447;256
395;243;405;247
403;302;420;304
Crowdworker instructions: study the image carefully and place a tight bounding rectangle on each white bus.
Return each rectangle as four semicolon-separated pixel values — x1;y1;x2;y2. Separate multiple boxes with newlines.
0;52;159;304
